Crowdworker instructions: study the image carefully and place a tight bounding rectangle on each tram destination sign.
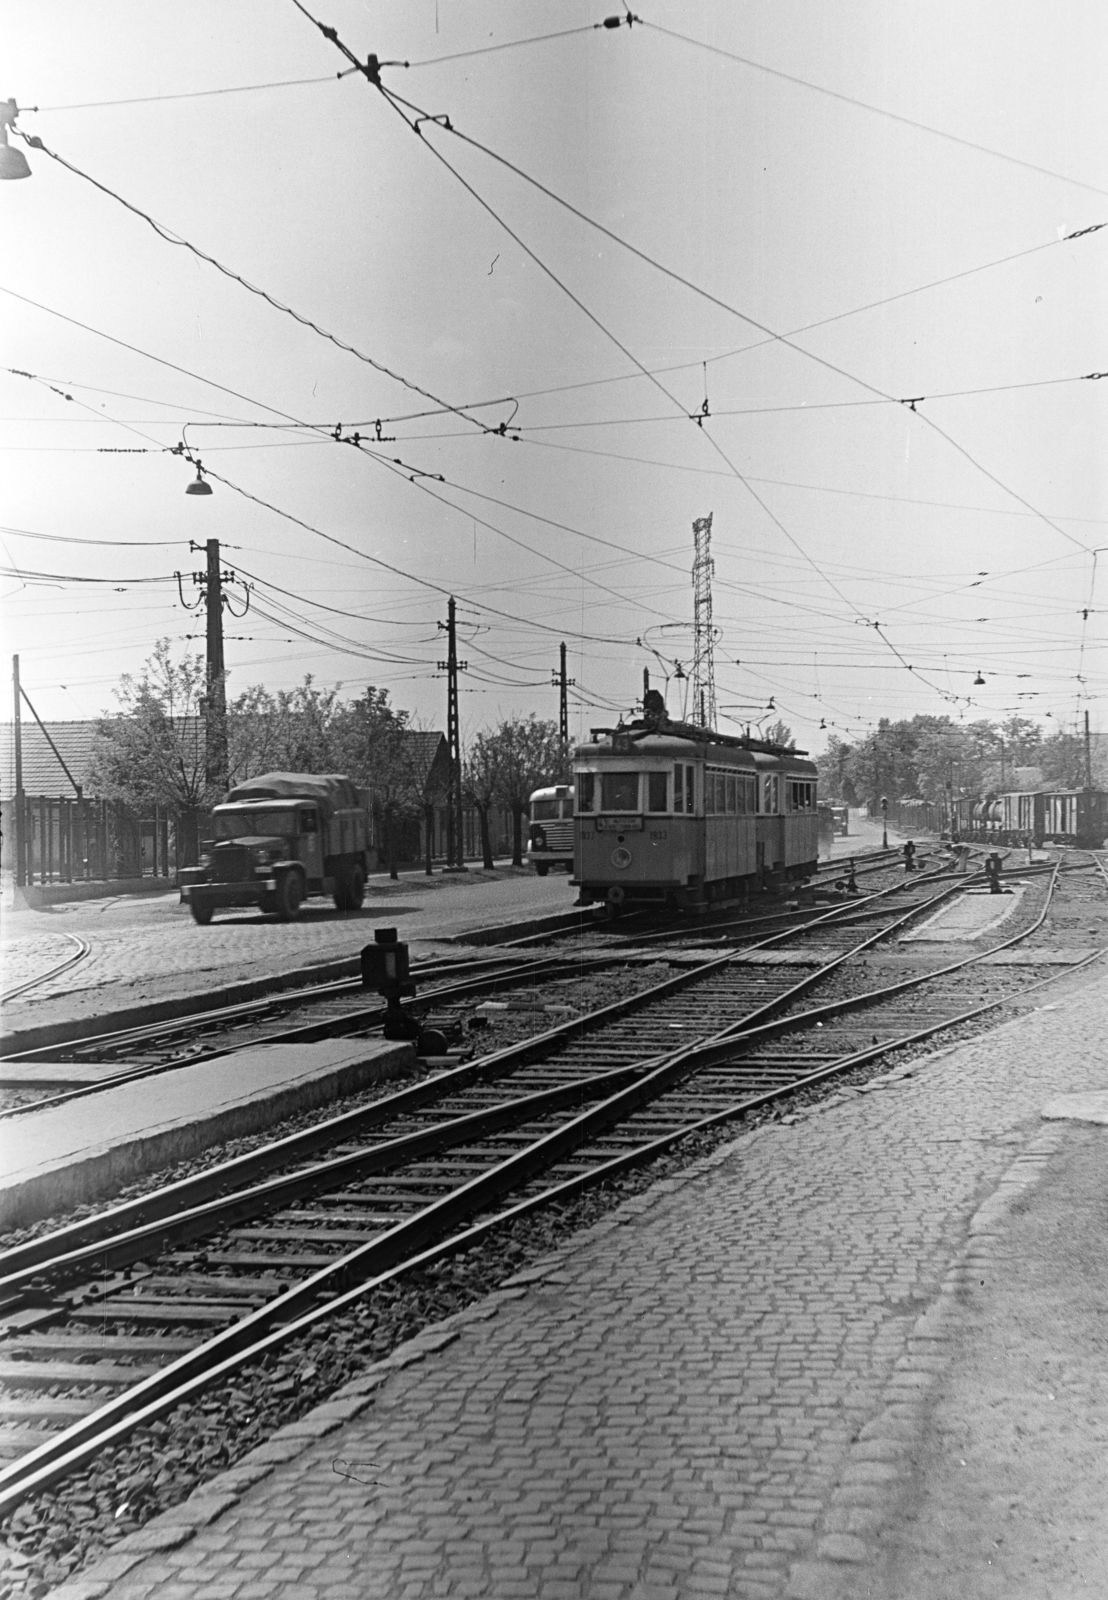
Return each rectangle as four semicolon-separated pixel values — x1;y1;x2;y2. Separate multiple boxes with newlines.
596;816;644;832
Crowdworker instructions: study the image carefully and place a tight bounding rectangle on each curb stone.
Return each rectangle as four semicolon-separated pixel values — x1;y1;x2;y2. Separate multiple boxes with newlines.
782;1123;1066;1600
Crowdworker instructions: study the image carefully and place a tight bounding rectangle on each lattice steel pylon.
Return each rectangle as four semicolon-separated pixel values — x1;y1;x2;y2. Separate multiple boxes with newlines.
691;512;717;730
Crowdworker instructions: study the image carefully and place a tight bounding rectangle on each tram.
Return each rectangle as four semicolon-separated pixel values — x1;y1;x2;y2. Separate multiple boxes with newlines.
572;694;818;914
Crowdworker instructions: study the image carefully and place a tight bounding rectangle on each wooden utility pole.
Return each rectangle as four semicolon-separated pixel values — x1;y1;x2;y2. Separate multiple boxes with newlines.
552;641;575;749
1085;709;1093;788
438;597;467;870
12;654;24;887
205;538;228;795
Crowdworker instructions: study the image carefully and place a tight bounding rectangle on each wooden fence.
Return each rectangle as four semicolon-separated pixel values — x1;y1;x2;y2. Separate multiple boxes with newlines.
3;796;205;888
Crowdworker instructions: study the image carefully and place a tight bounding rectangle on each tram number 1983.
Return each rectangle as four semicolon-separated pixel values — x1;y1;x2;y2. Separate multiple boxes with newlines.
649;829;667;842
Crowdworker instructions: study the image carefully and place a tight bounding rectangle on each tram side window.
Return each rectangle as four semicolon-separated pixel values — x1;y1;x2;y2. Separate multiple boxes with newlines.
762;775;779;814
685;766;695;813
600;772;639;811
646;772;668;812
788;781;814;812
674;764;684;813
576;773;595;812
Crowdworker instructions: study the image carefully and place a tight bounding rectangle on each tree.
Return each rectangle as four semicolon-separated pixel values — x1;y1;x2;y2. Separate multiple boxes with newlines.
228;678;342;780
90;641;213;813
464;732;503;870
763;719;796;750
331;687;412;879
479;715;563;867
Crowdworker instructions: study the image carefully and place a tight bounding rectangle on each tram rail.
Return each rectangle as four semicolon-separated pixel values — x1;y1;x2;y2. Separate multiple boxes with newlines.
1;853;1101;1518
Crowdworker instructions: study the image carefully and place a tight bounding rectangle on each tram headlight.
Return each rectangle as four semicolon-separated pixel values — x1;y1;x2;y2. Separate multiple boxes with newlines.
611;847;632;869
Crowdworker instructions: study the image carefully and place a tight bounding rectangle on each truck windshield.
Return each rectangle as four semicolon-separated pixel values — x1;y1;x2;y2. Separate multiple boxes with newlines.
214;809;296;840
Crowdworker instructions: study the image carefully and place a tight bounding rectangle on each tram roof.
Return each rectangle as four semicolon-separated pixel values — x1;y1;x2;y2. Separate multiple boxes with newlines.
574;731;816;775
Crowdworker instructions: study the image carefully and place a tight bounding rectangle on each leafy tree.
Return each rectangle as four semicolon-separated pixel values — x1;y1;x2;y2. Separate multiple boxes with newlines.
332;687;412;879
229;678;342;779
464;732;503;870
90;641;213;812
1038;728;1088;788
763;719;796;750
480;715;563;866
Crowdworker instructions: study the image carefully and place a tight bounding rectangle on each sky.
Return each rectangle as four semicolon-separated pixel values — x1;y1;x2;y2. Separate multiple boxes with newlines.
2;0;1106;756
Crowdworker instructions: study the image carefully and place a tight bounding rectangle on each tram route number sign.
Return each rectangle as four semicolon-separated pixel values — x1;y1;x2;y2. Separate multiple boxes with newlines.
596;816;644;832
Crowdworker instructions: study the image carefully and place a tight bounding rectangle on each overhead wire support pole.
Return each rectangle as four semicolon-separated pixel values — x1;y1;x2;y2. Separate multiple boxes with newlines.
690;514;717;731
438;597;468;872
552;642;575;750
12;655;24;889
204;539;228;796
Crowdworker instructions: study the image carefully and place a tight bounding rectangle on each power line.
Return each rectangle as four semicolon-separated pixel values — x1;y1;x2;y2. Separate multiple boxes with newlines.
641;18;1108;200
0;523;187;548
375;81;1101;559
365;230;1085;426
12;130;494;437
24;73;357;113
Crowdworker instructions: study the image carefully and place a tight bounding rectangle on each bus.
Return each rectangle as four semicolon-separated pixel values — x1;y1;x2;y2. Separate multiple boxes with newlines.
527;784;574;875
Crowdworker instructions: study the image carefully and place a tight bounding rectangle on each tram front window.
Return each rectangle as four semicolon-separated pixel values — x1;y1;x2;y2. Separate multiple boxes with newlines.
600;772;639;811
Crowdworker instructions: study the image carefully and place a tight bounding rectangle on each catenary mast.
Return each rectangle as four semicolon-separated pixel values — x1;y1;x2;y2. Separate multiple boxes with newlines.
691;513;717;730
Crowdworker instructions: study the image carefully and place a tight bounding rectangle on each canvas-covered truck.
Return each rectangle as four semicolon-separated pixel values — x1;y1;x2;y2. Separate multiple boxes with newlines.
179;772;369;924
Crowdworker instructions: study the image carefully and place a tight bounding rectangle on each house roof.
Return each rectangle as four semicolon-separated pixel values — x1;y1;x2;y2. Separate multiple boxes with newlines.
0;716;206;800
400;730;450;789
0;721;101;800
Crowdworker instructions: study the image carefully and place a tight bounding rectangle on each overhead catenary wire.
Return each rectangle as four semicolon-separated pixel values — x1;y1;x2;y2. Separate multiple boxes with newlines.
9;130;497;438
24;72;359;114
640;17;1108;201
374;80;1101;560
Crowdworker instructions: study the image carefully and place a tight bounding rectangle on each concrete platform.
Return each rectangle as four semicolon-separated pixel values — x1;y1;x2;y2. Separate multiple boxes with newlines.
54;962;1108;1600
899;883;1027;942
0;1039;415;1231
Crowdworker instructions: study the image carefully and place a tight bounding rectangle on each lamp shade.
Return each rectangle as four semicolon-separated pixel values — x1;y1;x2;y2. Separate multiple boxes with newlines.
186;477;213;496
0;140;30;180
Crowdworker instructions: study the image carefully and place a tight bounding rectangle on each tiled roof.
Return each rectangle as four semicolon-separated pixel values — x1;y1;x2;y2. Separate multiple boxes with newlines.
400;730;449;787
0;721;101;799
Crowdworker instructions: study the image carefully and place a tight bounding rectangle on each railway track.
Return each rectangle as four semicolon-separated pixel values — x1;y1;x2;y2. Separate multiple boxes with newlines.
0;848;930;1118
2;851;1101;1530
0;936;91;1007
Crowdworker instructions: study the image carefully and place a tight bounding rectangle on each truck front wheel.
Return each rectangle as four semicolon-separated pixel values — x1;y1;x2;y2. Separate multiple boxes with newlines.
190;900;214;925
276;872;303;921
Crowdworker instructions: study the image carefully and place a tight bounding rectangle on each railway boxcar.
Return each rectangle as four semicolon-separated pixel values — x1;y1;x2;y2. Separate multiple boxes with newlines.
573;705;818;913
526;784;574;875
1042;788;1107;848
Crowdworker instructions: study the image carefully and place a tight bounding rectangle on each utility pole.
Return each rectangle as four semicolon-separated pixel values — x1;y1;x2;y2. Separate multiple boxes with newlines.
12;655;24;888
1085;709;1093;788
204;538;227;795
437;597;467;871
552;642;575;749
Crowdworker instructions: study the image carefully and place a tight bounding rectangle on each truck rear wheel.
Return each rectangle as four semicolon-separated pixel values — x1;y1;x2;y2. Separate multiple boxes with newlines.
333;864;366;911
276;872;303;921
190;901;214;925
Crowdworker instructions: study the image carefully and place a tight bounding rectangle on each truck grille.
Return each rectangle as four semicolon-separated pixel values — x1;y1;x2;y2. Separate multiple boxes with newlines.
209;846;250;883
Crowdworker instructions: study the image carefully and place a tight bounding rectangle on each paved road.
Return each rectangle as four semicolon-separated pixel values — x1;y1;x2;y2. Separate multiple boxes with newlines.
65;961;1108;1599
0;866;573;1037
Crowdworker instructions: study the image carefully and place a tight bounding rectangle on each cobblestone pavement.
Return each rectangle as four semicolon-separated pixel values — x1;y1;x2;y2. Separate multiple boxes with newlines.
0;867;570;1034
57;962;1108;1600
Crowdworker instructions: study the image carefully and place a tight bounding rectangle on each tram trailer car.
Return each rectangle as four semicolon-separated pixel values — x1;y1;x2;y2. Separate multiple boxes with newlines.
527;784;574;875
573;725;818;914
